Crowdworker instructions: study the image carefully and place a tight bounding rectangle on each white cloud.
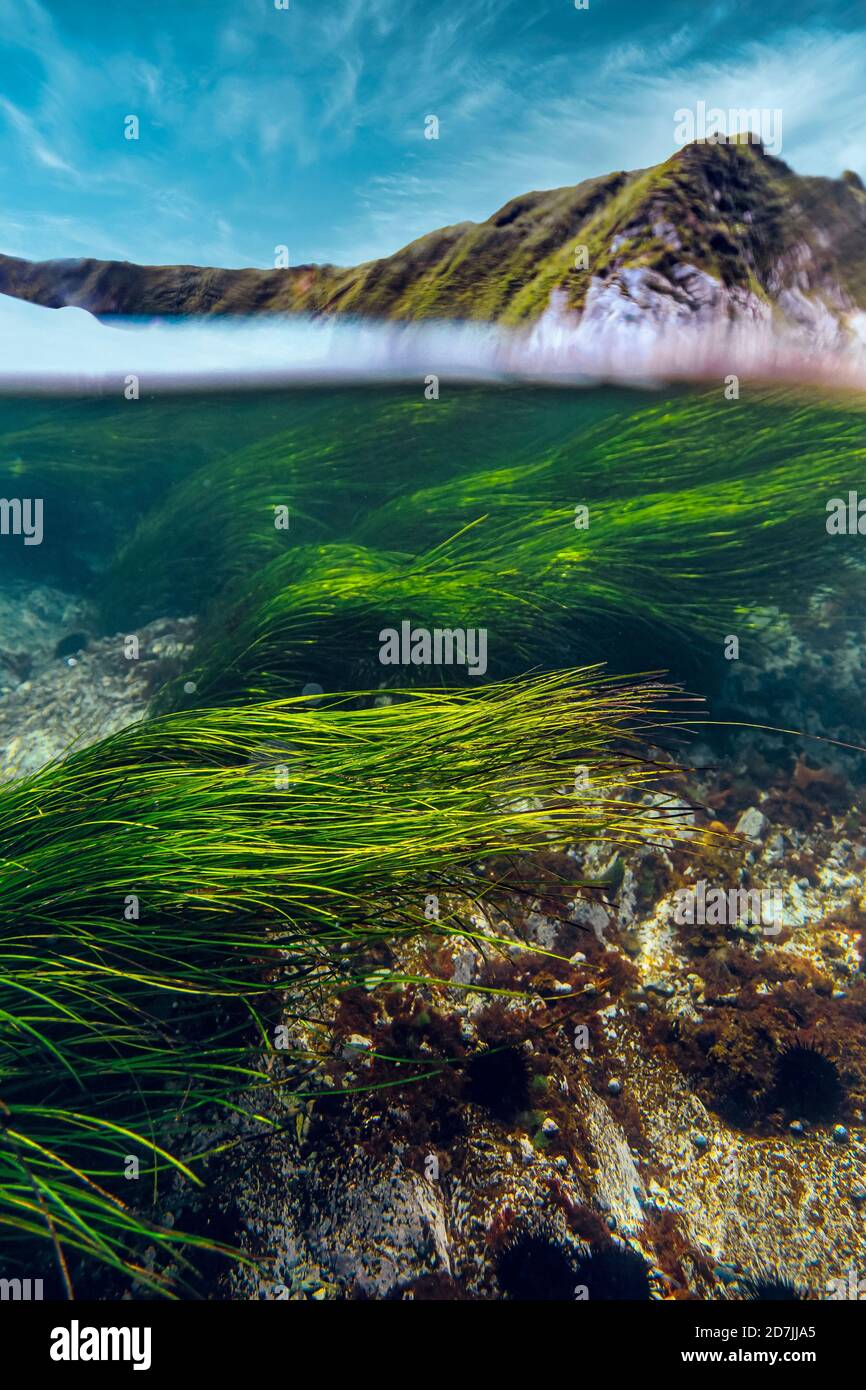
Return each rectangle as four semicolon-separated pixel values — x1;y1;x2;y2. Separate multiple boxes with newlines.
0;97;78;174
1;1;864;272
328;24;866;264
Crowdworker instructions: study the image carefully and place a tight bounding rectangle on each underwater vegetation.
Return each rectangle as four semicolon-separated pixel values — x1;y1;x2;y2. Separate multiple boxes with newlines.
3;378;865;1299
97;387;604;626
160;538;570;706
0;393;291;586
355;388;866;550
84;385;865;695
0;668;688;1291
5;382;862;670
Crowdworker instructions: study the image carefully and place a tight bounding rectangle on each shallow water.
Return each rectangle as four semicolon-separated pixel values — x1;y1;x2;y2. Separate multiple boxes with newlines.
2;377;866;1301
1;380;863;697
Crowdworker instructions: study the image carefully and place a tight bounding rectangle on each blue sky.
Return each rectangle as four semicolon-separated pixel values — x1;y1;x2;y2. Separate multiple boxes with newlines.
1;0;864;270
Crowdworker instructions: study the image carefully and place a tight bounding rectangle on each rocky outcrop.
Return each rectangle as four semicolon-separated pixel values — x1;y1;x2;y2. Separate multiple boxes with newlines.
2;139;864;348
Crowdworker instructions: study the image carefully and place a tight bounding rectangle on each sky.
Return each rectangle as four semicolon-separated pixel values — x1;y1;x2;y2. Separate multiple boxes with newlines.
0;0;864;270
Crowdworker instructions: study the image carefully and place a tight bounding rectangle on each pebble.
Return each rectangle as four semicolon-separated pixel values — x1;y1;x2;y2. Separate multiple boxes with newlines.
607;1078;622;1096
541;1117;559;1136
736;807;768;841
833;1125;849;1144
691;1132;709;1151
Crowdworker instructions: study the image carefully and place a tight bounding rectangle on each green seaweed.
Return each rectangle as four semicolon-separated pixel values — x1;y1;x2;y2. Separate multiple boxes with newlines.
167;389;865;704
0;667;687;1290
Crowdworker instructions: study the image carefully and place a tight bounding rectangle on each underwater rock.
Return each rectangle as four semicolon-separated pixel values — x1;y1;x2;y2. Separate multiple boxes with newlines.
232;1142;453;1300
0;594;196;779
54;630;89;660
341;1034;374;1061
0;581;88;691
736;807;768;841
